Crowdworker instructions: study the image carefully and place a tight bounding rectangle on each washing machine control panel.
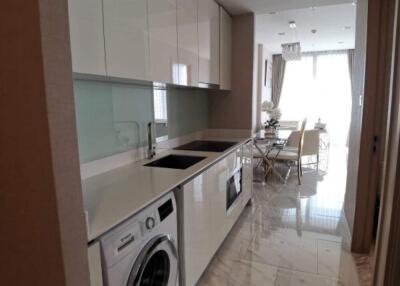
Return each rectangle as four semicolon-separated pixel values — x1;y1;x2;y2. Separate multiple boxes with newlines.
141;211;158;234
145;216;156;230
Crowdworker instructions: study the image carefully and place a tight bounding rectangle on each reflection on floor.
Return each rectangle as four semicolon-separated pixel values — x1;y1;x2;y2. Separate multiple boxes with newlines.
198;146;373;286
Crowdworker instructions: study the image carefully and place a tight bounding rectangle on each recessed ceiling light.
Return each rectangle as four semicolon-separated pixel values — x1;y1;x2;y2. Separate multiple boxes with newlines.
289;21;296;29
344;26;352;30
278;32;286;36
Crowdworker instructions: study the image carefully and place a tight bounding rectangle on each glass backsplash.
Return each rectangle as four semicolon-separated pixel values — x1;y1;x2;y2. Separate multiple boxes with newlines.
73;80;209;163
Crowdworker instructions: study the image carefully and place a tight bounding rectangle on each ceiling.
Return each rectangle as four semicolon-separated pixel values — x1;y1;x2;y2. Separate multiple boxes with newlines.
256;3;357;54
216;0;354;15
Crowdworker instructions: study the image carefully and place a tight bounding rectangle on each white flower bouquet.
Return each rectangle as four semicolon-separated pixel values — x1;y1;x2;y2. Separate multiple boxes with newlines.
262;100;282;130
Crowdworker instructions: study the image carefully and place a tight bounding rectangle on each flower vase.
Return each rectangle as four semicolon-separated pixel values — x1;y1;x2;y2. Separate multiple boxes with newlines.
265;127;277;138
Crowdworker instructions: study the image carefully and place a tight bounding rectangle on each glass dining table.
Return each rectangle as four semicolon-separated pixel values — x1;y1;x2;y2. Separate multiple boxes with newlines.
253;129;292;183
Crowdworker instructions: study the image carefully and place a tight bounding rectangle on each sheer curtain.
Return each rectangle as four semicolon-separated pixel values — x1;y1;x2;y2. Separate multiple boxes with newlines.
279;51;352;146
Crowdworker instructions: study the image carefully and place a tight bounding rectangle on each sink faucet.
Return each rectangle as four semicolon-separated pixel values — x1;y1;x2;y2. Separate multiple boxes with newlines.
147;122;156;159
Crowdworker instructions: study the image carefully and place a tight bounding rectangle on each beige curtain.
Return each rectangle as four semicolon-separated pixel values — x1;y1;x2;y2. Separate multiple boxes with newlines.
271;55;286;107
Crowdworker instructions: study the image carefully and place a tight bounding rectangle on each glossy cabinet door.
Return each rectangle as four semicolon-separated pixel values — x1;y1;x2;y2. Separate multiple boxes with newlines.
198;0;220;85
219;7;232;90
103;0;149;80
68;0;107;75
148;0;179;84
213;148;243;239
182;173;214;286
242;140;253;205
176;0;199;86
182;149;243;286
87;242;104;286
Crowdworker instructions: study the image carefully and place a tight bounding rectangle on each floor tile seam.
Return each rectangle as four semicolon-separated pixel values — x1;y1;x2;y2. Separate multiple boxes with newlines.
237;257;343;281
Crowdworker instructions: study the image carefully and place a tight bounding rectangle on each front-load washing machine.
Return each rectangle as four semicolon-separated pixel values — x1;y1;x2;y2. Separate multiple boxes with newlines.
100;192;179;286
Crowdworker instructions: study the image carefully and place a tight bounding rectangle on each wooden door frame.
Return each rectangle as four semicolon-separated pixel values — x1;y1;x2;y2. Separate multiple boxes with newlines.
351;0;398;253
374;0;400;283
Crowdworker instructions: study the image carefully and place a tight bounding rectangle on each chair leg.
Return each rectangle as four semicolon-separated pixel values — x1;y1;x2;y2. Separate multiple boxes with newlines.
283;162;292;184
300;159;303;177
263;160;269;182
297;160;302;185
256;158;262;168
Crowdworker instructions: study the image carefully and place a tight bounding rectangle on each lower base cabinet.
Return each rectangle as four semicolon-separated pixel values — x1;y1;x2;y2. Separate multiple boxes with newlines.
87;242;103;286
179;142;253;285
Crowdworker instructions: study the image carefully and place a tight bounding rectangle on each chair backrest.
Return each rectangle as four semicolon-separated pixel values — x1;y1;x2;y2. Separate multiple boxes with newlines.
297;119;307;159
286;129;320;156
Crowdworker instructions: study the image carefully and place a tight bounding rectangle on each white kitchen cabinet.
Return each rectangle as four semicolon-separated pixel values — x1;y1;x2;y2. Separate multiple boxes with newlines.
182;172;214;286
87;242;103;286
103;0;149;80
177;0;199;86
198;0;220;85
242;140;253;206
148;0;179;84
68;0;107;75
181;147;246;285
219;7;232;90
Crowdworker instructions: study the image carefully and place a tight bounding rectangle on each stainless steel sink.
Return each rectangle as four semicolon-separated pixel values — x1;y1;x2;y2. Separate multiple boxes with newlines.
174;140;238;152
143;154;206;170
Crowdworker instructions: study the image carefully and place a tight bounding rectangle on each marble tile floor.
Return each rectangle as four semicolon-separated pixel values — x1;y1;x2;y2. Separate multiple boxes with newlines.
198;147;373;286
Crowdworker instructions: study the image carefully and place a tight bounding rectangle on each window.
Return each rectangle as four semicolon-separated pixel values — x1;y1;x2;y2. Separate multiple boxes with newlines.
172;63;188;86
153;87;167;122
279;52;352;146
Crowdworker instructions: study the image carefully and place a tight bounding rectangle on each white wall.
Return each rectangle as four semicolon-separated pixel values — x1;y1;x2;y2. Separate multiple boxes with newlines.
255;44;273;129
344;0;368;238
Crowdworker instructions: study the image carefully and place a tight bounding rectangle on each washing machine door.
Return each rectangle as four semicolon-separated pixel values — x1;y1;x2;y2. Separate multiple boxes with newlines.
127;234;178;286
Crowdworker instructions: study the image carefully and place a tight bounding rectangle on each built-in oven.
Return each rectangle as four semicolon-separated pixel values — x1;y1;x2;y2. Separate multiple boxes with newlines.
226;168;242;214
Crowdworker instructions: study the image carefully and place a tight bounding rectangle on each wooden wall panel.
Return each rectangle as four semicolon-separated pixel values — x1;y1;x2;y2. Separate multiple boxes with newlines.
209;13;255;130
350;0;397;253
0;1;90;285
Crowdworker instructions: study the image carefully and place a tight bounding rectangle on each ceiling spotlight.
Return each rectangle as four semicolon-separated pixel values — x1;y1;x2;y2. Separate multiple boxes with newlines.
278;32;286;36
311;29;317;34
289;21;297;29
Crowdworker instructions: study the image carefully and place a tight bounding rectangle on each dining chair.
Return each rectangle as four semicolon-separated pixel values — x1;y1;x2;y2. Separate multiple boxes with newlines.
268;118;307;185
285;129;320;166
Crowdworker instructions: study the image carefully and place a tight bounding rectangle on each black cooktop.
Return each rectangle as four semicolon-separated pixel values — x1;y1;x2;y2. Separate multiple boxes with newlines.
174;140;238;153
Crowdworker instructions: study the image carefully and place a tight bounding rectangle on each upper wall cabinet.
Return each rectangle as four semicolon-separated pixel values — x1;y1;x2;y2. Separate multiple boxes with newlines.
148;0;179;84
103;0;149;80
198;0;220;85
68;0;107;75
219;7;232;90
177;0;199;87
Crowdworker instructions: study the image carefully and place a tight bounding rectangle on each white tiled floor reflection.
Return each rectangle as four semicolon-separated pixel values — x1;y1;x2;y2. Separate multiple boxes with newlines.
198;146;373;286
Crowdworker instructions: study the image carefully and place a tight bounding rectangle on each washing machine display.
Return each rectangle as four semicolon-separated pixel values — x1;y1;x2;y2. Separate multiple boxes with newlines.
100;193;179;286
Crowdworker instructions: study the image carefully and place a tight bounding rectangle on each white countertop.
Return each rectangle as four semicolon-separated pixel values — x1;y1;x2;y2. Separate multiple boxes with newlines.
82;137;252;241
